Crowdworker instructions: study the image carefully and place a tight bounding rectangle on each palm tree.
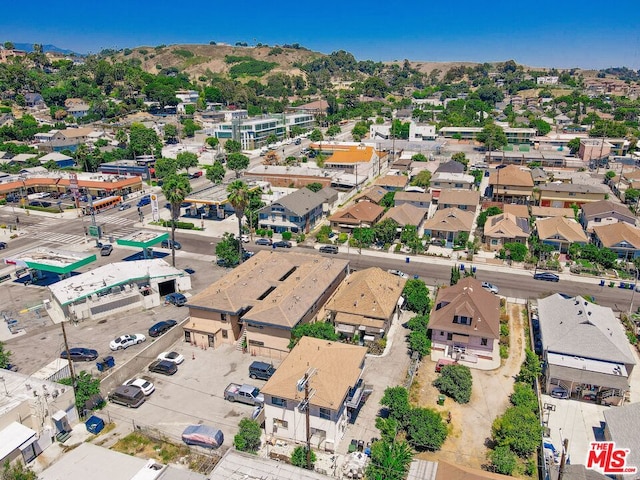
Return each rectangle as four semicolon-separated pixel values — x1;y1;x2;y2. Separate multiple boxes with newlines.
227;180;249;263
161;174;192;267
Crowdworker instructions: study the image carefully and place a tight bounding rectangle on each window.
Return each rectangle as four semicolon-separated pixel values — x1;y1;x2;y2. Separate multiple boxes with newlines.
453;315;471;325
491;239;499;245
447;333;453;341
248;339;264;346
481;338;488;346
221;330;228;339
271;396;287;407
440;331;445;336
274;419;288;429
184;331;191;343
221;313;227;322
319;407;331;420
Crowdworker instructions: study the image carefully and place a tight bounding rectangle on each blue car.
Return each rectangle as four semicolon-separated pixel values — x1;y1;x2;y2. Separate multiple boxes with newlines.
165;293;187;306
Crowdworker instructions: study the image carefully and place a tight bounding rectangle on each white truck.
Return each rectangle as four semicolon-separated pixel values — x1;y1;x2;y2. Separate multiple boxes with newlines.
224;383;264;406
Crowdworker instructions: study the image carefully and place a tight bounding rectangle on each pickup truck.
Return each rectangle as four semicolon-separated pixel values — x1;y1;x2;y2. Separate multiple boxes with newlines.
224;383;264;406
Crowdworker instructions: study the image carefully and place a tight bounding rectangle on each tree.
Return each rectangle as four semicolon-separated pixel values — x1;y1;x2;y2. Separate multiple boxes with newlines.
3;42;15;50
115;129;128;147
492;405;543;457
215;232;240;267
567;137;581;154
510;383;538;412
227;180;250;262
380;387;411;427
162;174;192;267
226;152;250;178
499;242;528;263
129;123;161;158
531;119;551;135
206;160;225;185
266;133;278;145
451;152;468;169
410;170;431;188
489;445;518;475
406;314;429;331
1;460;37;480
365;439;414;480
308;128;323;142
380;191;395;208
408;331;431;359
305;182;323;192
352;226;375;247
176;151;198;174
411;153;427;162
400;225;423;254
154;157;178;180
233;418;262;453
288;321;339;349
180;118;200;137
163;124;178;143
450;265;461;285
59;371;101;413
205;136;219;148
374;218;399;245
224;139;242;154
0;341;12;369
625;188;640;204
476;123;508;152
402;279;431;314
326;125;341;137
405;407;448;451
433;364;473;403
605;170;616;180
290;446;316;469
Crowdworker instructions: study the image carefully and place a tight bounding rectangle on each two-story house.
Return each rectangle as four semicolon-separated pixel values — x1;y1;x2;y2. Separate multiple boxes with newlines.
436;189;480;212
328;201;385;233
429;172;475;195
489;165;534;204
423;208;475;247
261;337;367;453
581;200;637;233
429;277;500;365
535;216;588;253
593;222;640;259
536;183;608;208
483;212;530;251
394;191;432;209
257;187;338;234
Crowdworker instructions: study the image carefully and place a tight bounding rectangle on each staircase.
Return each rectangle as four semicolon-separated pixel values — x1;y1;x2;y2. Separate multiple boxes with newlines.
236;327;247;351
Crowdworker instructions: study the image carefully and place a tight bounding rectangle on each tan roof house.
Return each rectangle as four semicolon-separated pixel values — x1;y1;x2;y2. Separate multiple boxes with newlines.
354;185;388;205
429;277;500;365
325;267;406;341
185;251;349;359
536;216;588;253
423;208;475;247
374;174;409;191
483;212;530;251
436;189;480;212
537;183;608;208
261;337;367;452
380;203;428;234
593;222;640;259
489;165;534;203
502;204;530;218
531;206;575;219
581;200;636;232
394;191;432;209
329;201;385;232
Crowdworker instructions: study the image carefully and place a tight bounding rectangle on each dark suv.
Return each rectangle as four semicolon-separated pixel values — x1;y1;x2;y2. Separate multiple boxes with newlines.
149;360;178;375
319;245;338;254
148;319;178;337
249;361;276;380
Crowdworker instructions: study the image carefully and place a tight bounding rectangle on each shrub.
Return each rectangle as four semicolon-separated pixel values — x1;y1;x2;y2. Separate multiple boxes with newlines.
510;383;538;412
282;231;292;241
407;331;431;359
433;364;472;403
499;345;509;359
489;445;517;475
492;405;543;457
405;407;448;451
406;314;429;331
233;418;261;453
173;49;195;58
290;446;316;469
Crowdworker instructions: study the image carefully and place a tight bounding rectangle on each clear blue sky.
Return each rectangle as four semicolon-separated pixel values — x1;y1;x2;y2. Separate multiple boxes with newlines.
2;0;639;69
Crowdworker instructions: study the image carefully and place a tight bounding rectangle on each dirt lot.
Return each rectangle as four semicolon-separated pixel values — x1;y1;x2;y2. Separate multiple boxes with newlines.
414;302;525;469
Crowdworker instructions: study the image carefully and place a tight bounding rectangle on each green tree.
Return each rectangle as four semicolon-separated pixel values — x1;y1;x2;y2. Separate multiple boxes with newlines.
451;152;468;169
450;265;461;285
163;124;178;143
489;445;518;475
224;139;242;154
326;125;341;137
625;188;640;205
205;136;219;148
380;191;395;208
411;153;427;162
233;418;262;453
308;128;323;142
227;180;250;262
154;157;178;180
365;439;414;480
400;225;423;254
352;227;375;247
215;232;240;267
266;133;278;145
374;218;399;245
375;417;400;443
380;387;411;427
406;314;429;331
205;160;225;185
408;330;431;359
433;364;473;403
405;407;448;451
1;459;38;480
476;123;508;152
176;151;198;174
59;371;101;413
162;173;192;267
531;119;551;135
226;152;250;178
492;405;543;457
305;182;323;192
115;129;128;147
288;321;339;349
567;137;581;154
129;123;161;158
402;279;431;314
0;341;12;369
605;170;616;180
510;382;538;412
180;118;200;137
499;242;528;263
351;122;369;141
3;42;15;50
410;170;431;188
290;446;316;469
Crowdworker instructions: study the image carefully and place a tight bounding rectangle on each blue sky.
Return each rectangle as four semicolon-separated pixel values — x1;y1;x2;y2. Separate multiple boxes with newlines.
2;0;639;69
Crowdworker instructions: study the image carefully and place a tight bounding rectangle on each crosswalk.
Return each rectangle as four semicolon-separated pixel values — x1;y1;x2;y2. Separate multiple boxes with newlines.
20;215;138;246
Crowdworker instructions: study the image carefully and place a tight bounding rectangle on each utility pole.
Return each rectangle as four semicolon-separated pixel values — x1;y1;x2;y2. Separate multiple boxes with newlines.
60;319;78;411
557;438;569;480
304;372;311;470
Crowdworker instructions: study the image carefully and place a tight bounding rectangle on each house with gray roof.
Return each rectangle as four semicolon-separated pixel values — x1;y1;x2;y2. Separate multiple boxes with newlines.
537;294;636;405
581;199;637;233
603;402;640;480
257;187;338;234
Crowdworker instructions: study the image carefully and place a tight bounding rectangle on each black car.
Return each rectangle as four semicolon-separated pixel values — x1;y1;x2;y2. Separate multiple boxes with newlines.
60;348;99;362
319;245;338;254
161;239;182;250
533;272;560;282
255;238;272;246
249;361;276;380
148;319;178;337
149;359;178;376
100;244;113;256
273;241;292;248
0;242;7;249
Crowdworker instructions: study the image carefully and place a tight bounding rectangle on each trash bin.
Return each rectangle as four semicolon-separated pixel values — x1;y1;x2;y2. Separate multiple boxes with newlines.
599;279;605;287
104;356;115;368
96;361;104;372
438;395;446;406
459;264;465;271
405;257;410;263
85;415;105;435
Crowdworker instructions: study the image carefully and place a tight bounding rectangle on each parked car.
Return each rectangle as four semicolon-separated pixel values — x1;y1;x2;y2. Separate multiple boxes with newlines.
241;234;250;243
118;203;132;211
137;196;151;207
255;238;272;246
165;292;187;306
100;244;113;256
109;333;146;351
161;239;182;250
0;242;7;250
157;351;185;365
181;424;224;449
294;138;302;145
550;387;569;399
534;272;560;282
184;268;196;275
60;347;98;362
249;361;276;381
435;358;457;373
319;245;339;254
148;319;178;337
387;269;409;279
273;240;292;248
224;383;264;406
481;282;499;294
148;359;178;376
108;385;146;408
243;250;255;259
123;378;155;396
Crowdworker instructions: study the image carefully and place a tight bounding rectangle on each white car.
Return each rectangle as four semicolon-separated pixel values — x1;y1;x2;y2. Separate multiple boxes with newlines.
157;351;185;365
481;282;499;294
110;333;146;351
387;269;410;279
123;377;155;396
241;234;250;243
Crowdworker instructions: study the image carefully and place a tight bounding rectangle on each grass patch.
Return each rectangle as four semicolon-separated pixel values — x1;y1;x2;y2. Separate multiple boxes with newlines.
111;432;190;463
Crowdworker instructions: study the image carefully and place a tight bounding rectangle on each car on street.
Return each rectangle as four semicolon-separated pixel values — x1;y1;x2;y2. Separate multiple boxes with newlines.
534;272;560;282
60;348;98;362
319;245;339;254
481;282;499;294
123;377;155;396
550;387;569;399
241;234;250;243
273;240;292;248
157;351;185;365
100;244;113;256
294;138;302;145
255;238;272;246
387;269;410;279
165;292;187;306
0;242;7;249
216;258;237;268
148;359;178;376
184;268;196;275
118;203;132;211
243;250;255;259
109;333;146;351
161;239;182;250
148;319;178;337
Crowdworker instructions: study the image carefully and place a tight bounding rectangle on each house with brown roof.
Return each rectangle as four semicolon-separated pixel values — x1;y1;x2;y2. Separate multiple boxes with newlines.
329;201;385;233
483;212;531;251
531;206;575;219
536;216;588;253
489;165;534;204
185;251;349;359
537;183;608;208
502;204;529;218
261;337;367;452
325;267;406;341
436;189;480;212
394;191;432;209
374;174;409;191
581;200;636;232
354;186;388;205
423;208;475;247
593;222;640;259
380;203;428;234
429;277;500;364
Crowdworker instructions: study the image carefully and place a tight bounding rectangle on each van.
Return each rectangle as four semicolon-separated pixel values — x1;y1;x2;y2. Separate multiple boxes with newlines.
249;361;276;380
137;195;151;207
108;385;146;408
319;245;339;254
